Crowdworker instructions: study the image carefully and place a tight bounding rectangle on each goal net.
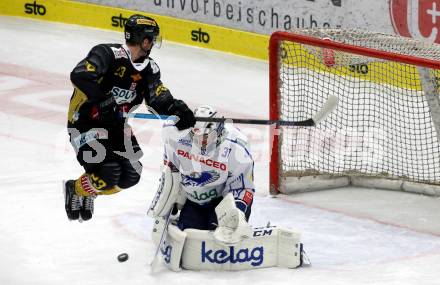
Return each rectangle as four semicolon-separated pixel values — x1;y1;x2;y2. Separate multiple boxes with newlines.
269;29;440;196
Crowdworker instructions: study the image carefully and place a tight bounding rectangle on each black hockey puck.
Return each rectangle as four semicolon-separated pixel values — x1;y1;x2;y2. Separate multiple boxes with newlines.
117;253;129;262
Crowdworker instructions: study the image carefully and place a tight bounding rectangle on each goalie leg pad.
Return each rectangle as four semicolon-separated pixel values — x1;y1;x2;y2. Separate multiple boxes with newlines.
276;228;303;268
181;226;303;271
148;165;184;218
160;224;187;272
151;211;180;247
152;216;167;247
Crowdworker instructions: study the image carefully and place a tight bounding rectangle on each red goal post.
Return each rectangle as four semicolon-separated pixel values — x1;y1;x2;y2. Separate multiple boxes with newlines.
269;30;440;196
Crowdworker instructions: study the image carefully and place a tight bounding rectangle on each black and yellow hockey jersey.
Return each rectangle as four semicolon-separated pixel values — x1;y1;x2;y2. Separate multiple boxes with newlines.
68;43;177;129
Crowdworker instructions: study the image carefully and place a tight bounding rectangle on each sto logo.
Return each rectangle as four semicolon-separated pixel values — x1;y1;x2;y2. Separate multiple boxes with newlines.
390;0;440;43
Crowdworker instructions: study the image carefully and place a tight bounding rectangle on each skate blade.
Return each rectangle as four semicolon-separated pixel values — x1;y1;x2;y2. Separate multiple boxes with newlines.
62;180;67;202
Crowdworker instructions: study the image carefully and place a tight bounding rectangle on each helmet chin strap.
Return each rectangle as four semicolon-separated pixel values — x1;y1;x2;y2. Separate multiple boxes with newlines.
192;128;225;155
140;36;156;57
200;134;211;155
141;45;152;57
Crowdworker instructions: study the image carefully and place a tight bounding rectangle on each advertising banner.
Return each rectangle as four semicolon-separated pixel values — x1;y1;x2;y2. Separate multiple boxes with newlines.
75;0;389;34
3;0;440;60
76;0;440;44
0;0;269;59
390;0;440;44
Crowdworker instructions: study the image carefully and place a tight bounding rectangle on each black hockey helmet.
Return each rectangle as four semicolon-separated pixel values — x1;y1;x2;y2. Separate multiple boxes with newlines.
124;14;161;46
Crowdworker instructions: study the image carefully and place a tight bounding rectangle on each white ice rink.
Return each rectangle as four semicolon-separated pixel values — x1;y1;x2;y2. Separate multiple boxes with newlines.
1;16;440;285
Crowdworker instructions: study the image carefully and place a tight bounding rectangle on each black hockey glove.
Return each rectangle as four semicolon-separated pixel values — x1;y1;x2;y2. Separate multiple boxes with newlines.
168;100;196;130
90;98;116;125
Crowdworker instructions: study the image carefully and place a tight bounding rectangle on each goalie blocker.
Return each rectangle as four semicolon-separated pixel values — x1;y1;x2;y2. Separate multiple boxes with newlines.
157;224;304;271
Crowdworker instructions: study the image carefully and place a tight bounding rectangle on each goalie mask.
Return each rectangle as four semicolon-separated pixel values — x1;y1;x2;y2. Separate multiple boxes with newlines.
191;106;224;152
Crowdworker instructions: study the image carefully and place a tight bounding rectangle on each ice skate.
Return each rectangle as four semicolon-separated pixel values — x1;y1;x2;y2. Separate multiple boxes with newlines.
63;180;82;221
80;195;95;221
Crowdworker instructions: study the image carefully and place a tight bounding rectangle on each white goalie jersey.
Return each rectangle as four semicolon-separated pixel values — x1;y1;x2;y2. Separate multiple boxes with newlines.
161;123;255;209
155;119;305;272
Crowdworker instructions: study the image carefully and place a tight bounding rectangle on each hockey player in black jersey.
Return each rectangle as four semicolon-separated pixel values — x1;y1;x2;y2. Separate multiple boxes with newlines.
64;14;196;222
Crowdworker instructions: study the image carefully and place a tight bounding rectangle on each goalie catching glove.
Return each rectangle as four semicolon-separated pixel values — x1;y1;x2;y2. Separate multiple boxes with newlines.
213;193;253;244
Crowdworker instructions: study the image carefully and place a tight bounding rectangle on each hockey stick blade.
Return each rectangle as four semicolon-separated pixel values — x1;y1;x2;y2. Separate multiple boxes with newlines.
311;95;339;125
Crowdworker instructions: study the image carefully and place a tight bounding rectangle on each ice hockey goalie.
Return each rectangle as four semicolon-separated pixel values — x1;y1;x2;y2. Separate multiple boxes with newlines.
148;105;307;271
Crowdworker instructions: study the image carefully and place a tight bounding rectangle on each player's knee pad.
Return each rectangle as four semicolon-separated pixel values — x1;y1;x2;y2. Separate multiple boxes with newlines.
94;161;122;188
118;160;142;189
75;162;122;196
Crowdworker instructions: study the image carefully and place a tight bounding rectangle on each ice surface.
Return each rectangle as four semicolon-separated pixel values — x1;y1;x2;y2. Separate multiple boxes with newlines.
1;16;440;285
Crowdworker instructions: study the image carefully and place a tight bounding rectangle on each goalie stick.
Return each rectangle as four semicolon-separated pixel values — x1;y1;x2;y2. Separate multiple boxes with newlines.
125;95;339;126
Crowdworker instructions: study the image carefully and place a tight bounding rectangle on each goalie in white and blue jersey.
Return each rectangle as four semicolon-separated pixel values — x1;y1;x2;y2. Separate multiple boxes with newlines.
148;106;306;271
160;105;255;234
